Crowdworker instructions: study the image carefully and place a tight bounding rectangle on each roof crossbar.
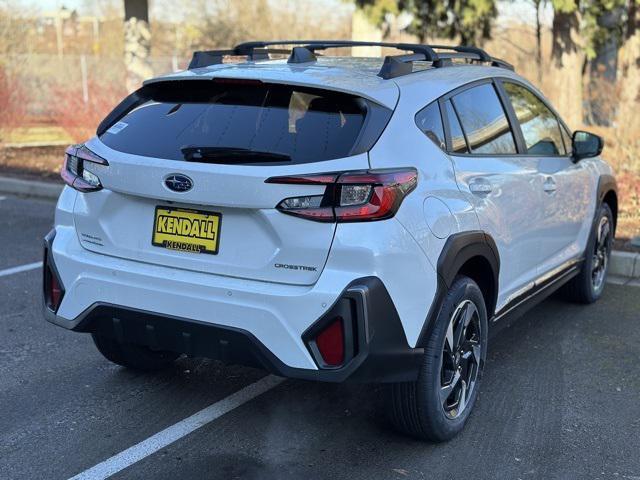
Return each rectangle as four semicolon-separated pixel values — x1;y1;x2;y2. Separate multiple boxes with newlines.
188;47;288;69
287;46;317;64
378;53;427;79
187;40;514;78
188;50;232;69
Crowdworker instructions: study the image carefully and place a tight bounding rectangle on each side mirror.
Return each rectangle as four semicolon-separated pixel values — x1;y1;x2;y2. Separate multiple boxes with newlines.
572;130;603;161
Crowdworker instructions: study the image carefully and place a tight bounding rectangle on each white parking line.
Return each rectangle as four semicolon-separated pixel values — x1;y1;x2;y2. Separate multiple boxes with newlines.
67;375;285;480
0;261;42;278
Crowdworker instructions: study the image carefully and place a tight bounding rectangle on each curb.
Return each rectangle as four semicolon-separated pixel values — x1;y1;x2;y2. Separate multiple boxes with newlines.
0;175;639;280
610;251;640;279
0;176;63;199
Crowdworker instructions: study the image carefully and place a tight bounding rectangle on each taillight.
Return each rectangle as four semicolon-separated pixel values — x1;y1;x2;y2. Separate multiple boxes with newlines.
266;168;417;222
314;317;345;367
61;144;108;192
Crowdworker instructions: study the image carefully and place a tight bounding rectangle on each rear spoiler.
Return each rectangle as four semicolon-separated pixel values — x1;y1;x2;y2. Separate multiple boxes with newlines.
96;87;148;137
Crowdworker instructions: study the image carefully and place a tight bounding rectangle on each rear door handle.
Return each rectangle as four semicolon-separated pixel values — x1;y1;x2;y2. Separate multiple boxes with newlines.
469;178;493;195
543;177;557;193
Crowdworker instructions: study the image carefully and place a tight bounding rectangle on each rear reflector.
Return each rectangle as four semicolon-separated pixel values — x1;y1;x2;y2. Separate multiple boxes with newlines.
49;273;62;310
44;264;64;312
266;168;417;223
315;317;345;367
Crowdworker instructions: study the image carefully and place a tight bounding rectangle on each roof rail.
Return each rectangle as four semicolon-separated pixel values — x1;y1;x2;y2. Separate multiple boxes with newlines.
233;40;438;60
187;40;514;78
429;45;514;70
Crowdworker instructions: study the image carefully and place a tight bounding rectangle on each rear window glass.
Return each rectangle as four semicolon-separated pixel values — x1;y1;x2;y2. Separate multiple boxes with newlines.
99;80;371;164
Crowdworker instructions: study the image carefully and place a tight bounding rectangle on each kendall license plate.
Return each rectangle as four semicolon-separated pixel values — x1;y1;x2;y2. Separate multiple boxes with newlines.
152;206;221;255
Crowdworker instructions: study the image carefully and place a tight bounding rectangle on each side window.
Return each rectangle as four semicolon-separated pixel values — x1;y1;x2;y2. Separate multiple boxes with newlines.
415;102;446;150
503;82;567;156
444;100;469;154
451;83;517;155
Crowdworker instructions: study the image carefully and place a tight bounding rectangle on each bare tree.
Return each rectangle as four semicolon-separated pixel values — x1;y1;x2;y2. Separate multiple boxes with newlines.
550;4;584;127
533;0;546;84
124;0;152;92
618;1;640;137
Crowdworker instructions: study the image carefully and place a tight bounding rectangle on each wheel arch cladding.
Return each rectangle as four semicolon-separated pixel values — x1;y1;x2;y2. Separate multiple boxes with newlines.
598;174;617;234
457;255;497;319
417;231;499;347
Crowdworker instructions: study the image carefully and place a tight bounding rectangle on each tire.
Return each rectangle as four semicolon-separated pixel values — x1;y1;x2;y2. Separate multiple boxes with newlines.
562;203;614;304
386;276;488;442
91;334;179;371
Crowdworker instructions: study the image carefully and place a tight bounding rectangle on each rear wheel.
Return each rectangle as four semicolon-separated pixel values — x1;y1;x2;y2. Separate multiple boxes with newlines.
386;276;488;442
91;334;179;371
563;203;613;304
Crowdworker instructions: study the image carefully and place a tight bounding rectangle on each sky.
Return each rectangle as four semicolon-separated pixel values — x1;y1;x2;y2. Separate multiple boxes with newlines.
30;0;350;15
22;0;553;27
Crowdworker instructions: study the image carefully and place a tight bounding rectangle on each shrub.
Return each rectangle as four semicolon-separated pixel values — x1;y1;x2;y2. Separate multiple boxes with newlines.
47;77;127;143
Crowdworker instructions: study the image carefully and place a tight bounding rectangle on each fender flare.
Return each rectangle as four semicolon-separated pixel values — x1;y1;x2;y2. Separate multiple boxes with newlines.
597;174;617;204
597;174;618;234
416;230;500;348
436;231;500;292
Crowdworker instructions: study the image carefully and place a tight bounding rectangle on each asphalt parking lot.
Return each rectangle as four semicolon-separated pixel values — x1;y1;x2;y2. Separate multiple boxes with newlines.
1;193;639;480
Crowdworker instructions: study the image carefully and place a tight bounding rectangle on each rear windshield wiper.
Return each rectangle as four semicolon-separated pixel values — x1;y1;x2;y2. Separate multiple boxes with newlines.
181;146;291;164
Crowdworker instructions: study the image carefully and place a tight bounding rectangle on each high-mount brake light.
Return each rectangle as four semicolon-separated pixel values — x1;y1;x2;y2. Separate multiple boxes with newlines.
61;144;108;192
266;168;417;222
212;77;264;86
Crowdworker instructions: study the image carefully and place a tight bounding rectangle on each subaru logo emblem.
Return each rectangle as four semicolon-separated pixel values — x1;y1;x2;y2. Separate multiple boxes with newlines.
164;174;193;193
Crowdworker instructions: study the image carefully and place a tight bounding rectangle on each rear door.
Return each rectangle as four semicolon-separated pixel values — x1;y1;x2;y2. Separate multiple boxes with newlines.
442;81;545;308
74;79;392;286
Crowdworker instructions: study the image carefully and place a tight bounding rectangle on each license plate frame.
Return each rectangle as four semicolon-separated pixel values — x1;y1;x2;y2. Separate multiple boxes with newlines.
152;206;222;255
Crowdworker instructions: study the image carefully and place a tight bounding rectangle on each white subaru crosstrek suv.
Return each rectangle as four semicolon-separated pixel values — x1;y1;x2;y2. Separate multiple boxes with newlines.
43;41;617;441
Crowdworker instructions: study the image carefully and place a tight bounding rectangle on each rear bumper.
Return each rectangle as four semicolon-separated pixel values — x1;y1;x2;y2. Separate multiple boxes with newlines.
43;229;423;383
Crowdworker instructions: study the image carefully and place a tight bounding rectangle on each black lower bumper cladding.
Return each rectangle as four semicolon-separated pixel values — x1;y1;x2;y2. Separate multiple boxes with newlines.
45;263;423;383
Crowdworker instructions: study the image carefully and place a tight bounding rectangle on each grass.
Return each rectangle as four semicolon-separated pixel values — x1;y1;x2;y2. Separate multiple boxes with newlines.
0;126;73;145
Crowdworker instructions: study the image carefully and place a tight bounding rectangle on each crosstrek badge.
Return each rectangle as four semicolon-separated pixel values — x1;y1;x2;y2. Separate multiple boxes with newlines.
152;207;221;255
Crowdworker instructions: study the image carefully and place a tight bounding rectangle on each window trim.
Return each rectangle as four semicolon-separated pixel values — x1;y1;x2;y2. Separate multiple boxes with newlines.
437;76;574;159
559;124;573;155
440;99;470;154
439;78;520;157
494;80;528;154
495;78;572;159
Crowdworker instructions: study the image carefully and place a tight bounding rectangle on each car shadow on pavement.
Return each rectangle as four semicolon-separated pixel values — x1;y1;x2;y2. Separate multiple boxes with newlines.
111;287;640;480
